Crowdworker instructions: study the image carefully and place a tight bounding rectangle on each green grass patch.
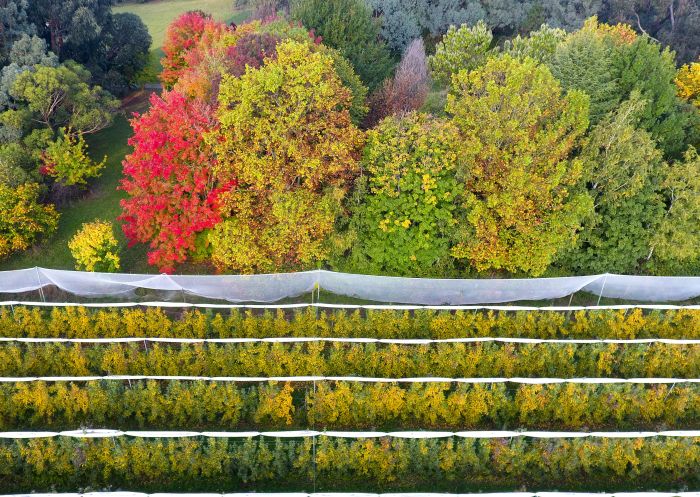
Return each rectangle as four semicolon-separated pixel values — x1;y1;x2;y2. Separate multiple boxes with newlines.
114;0;250;48
0;117;152;273
114;0;251;80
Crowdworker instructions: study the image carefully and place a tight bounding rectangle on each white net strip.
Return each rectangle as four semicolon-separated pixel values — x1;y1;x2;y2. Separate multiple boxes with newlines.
5;301;700;310
1;337;697;345
0;375;697;385
7;493;699;497
0;430;699;439
4;268;700;304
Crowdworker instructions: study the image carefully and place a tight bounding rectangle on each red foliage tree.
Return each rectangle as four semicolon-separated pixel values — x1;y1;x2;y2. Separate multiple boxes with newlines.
160;11;228;88
225;31;280;77
367;38;430;126
175;27;279;102
119;91;233;272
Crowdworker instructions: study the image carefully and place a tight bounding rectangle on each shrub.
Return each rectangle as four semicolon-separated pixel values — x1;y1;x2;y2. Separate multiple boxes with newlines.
367;38;429;126
68;220;120;272
2;341;697;378
1;379;696;432
0;436;697;491
340;112;461;275
429;20;495;86
2;306;699;340
40;128;106;186
0;182;58;259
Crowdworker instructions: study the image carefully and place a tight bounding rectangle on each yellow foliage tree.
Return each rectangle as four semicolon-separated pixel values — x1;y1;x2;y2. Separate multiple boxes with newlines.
68;220;120;272
207;40;364;272
676;59;700;109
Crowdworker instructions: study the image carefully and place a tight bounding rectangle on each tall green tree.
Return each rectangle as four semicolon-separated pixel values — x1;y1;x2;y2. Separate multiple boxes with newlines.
26;0;151;95
549;18;623;125
339;112;462;276
556;92;666;274
0;0;34;64
447;55;591;276
650;147;700;273
92;13;152;95
550;18;692;156
290;0;393;91
613;34;692;157
27;0;112;57
8;60;119;135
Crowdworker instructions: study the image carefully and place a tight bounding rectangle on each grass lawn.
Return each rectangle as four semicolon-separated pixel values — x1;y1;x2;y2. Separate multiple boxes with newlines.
0;116;155;273
114;0;251;77
0;1;253;273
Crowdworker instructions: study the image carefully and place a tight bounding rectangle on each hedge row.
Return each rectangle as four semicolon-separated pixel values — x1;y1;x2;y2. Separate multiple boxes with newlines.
1;436;697;492
2;380;698;431
2;306;700;339
1;342;697;378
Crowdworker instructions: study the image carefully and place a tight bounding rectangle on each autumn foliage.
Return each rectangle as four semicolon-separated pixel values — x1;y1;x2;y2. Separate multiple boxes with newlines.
160;11;230;89
120;91;232;272
207;40;364;272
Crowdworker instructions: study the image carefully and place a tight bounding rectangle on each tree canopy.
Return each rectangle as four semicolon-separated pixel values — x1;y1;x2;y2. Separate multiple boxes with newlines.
447;55;592;276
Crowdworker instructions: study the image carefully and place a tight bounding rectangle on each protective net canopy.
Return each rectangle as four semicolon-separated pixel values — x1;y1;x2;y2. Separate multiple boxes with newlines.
2;268;700;304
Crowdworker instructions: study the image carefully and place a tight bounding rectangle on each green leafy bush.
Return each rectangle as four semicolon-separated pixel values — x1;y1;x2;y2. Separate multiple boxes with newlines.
339;112;461;275
1;380;697;431
2;306;700;340
1;341;696;378
0;436;697;491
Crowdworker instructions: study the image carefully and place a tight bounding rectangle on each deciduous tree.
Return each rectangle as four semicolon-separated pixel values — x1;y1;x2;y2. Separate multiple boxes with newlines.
675;58;700;109
340;112;461;276
160;11;228;89
429;21;495;86
368;38;429;125
120;91;228;272
208;40;364;272
447;55;591;276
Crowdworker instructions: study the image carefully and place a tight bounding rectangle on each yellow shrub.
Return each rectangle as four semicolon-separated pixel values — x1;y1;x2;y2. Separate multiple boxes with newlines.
68;220;120;272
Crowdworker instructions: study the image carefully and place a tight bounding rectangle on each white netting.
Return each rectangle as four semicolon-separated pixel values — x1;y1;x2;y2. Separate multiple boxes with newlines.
3;494;700;497
3;268;700;304
0;375;697;384
0;429;698;439
1;337;697;344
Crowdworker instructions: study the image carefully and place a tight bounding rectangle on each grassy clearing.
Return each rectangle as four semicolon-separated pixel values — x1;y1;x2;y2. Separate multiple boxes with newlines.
114;0;250;48
0;116;153;272
114;0;250;77
0;0;253;273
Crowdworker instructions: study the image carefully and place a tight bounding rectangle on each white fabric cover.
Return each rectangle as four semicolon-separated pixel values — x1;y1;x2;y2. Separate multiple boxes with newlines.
1;430;699;439
0;375;696;385
4;268;700;304
1;336;697;345
4;493;700;497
